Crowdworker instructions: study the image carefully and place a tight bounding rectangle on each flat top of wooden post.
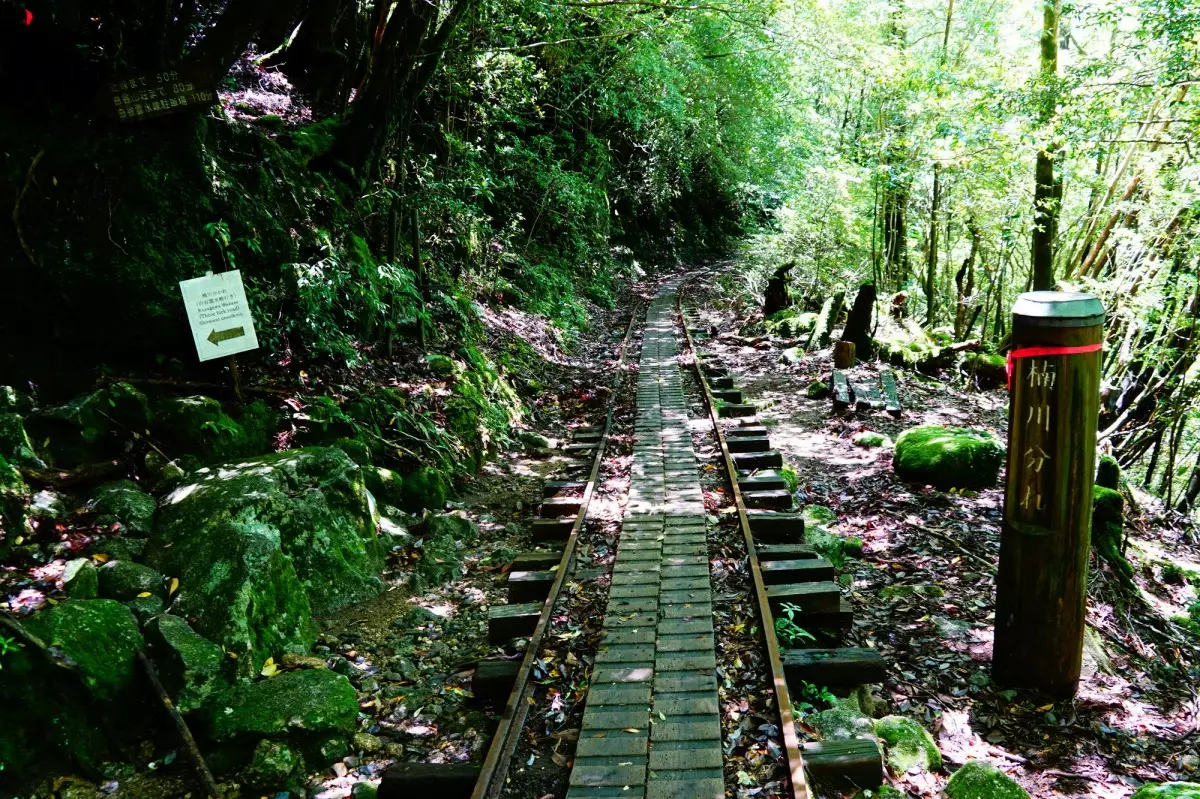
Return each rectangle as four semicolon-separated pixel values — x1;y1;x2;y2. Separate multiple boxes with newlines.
1013;292;1104;326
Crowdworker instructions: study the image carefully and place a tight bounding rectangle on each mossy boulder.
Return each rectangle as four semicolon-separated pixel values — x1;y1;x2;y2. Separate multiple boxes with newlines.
147;447;383;673
401;465;449;512
1092;486;1131;579
63;558;100;598
153;395;260;465
963;352;1008;387
25;382;151;468
21;599;144;702
89;479;157;535
853;431;892;449
1096;454;1121;490
811;697;875;740
944;760;1030;799
243;739;306;791
893;426;1004;490
206;668;358;742
806;381;830;399
0;412;43;468
88;536;147;561
803;505;837;526
0;385;31;413
1132;783;1200;799
125;594;166;624
145;615;227;714
873;715;941;774
414;511;479;588
143;450;187;493
98;559;166;601
365;466;406;508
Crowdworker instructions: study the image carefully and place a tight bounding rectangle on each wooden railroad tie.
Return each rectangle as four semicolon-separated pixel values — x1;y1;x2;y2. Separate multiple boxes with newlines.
832;370;851;410
727;425;769;438
759;557;834;585
540;496;583;518
712;389;743;403
754;543;817;560
801;738;884;794
543;480;586;497
726;435;771;453
472;658;522;704
781;647;886;688
880;369;902;415
731;450;784;470
742;489;793;510
766;582;841;614
745;511;804;543
719;402;757;418
851;380;883;411
531;517;575;542
378;762;481;799
709;376;735;389
737;469;787;491
487;602;542;643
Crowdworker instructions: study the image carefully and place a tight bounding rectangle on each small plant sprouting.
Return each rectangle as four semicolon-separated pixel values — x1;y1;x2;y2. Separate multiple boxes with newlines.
774;602;815;647
0;633;19;669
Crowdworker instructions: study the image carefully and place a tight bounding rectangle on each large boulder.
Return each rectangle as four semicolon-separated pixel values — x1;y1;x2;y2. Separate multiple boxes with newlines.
893;426;1004;490
1132;784;1200;799
1;600;147;773
89;479;157;535
98;560;167;601
873;715;941;774
19;599;144;702
145;615;227;713
152;395;268;465
25;382;151;468
945;760;1030;799
400;465;449;512
205;669;358;742
147;447;383;672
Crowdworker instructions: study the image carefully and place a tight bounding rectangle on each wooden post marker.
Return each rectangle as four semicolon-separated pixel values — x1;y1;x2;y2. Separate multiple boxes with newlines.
993;291;1104;698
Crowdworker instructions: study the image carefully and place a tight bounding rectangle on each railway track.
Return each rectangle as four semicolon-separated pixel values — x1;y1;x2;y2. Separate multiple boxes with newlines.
379;275;891;799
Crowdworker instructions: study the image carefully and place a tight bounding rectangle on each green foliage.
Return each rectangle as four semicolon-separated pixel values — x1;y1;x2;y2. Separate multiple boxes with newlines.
779;467;800;494
774;602;816;648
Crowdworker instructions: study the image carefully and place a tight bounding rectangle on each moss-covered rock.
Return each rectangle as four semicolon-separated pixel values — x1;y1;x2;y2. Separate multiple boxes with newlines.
143;449;187;493
963;352;1007;387
63;558;100;598
0;456;29;553
365;466;406;508
413;512;479;588
893;426;1004;490
242;739;306;791
803;505;837;526
88;536;147;561
206;668;358;742
811;697;875;740
807;381;830;399
401;465;449;512
98;559;166;601
853;431;892;449
1131;783;1200;799
1096;454;1121;490
852;788;904;799
147;447;383;672
152;395;258;465
1092;486;1131;580
125;594;166;624
0;412;43;468
944;760;1030;799
873;715;941;774
0;385;31;413
21;599;144;702
89;479;157;535
145;614;226;714
25;382;151;468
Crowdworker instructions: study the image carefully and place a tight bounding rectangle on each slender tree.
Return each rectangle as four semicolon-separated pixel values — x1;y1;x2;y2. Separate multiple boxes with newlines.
1030;0;1062;291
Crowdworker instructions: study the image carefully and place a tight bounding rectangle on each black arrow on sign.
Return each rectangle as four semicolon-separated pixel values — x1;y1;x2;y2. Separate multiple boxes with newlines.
207;326;246;345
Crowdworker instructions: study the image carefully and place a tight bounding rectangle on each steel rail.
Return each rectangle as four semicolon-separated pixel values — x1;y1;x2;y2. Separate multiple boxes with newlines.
471;303;641;799
678;283;810;799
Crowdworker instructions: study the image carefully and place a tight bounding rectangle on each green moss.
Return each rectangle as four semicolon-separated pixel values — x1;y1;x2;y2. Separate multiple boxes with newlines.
874;715;942;774
1096;454;1121;490
206;669;358;742
811;696;874;739
402;465;450;512
0;413;43;468
145;614;227;713
26;382;151;468
853;788;904;799
243;739;305;791
90;479;157;535
945;760;1030;799
148;447;383;673
63;558;100;598
806;381;829;398
803;505;837;526
365;466;406;507
98;560;165;601
779;467;800;494
853;431;892;449
21;600;144;702
0;456;29;555
1131;782;1200;799
893;426;1004;490
1092;486;1131;580
153;395;267;465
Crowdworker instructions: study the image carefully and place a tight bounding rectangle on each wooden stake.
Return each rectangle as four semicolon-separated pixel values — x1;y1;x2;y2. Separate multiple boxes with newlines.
228;355;244;404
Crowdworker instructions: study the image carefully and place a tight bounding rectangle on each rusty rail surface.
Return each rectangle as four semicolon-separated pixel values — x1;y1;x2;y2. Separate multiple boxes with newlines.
678;284;810;799
471;303;641;799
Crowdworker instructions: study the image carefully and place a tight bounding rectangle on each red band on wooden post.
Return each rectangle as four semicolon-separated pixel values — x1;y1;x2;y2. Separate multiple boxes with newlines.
1006;343;1103;390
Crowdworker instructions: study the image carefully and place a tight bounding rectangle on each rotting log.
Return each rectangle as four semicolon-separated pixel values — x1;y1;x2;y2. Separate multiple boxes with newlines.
807;291;846;350
993;292;1104;698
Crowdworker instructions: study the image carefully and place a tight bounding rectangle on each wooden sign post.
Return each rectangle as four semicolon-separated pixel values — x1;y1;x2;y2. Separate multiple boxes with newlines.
993;291;1104;697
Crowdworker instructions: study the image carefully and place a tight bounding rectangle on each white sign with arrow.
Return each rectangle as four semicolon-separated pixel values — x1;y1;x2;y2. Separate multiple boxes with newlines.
180;270;260;362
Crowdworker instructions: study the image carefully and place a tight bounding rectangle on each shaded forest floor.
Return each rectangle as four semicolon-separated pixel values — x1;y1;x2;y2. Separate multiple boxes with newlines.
683;271;1200;798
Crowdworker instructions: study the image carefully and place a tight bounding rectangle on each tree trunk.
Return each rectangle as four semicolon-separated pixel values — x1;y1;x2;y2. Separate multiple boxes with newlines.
1176;450;1200;514
1030;0;1062;291
274;0;359;116
842;283;877;357
926;165;941;325
954;219;980;339
181;0;303;80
